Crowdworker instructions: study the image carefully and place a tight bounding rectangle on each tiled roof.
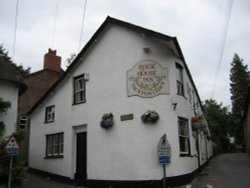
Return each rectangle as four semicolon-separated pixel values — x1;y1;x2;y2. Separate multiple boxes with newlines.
0;56;27;94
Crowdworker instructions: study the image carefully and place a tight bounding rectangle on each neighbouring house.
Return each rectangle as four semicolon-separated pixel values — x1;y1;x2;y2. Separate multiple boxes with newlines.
0;57;27;138
243;87;250;153
18;49;63;164
28;17;213;188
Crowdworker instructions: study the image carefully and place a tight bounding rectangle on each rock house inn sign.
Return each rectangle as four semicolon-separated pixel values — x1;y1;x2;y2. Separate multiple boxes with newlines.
127;60;169;98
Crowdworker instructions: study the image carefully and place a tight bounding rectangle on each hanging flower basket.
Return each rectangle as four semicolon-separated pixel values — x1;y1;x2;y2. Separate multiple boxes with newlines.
141;110;159;124
100;113;114;129
191;115;205;131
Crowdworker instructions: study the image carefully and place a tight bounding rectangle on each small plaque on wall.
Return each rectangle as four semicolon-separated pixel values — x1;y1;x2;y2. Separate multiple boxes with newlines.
120;114;134;121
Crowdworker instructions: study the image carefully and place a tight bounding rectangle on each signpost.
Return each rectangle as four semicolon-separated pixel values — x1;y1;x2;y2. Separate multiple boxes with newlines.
4;134;20;188
158;134;171;188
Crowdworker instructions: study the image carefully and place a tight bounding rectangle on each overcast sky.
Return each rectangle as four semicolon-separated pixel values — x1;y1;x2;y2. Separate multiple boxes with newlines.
1;0;250;107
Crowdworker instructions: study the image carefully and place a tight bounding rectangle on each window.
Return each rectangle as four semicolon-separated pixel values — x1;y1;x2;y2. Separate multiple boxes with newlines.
46;133;64;158
176;64;184;96
178;117;190;155
73;75;86;104
19;115;28;129
45;105;55;123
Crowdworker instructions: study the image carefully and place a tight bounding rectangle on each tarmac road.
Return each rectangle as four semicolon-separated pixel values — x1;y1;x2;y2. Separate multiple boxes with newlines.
178;153;250;188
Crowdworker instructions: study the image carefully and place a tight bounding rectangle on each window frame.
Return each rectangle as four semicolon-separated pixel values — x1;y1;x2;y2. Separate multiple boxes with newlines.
45;105;55;123
73;74;86;105
176;63;185;96
178;117;190;156
45;132;64;158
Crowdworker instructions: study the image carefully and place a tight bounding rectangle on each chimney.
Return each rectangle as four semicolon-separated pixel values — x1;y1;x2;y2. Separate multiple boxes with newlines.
43;48;61;72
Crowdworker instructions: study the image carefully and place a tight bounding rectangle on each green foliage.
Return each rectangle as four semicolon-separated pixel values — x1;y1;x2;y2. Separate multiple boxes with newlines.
0;122;5;137
0;98;11;138
229;53;250;147
15;129;27;142
203;99;231;153
0;98;11;113
0;44;31;76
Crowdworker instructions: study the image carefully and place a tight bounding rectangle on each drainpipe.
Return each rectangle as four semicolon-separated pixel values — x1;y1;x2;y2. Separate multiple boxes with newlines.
196;131;201;169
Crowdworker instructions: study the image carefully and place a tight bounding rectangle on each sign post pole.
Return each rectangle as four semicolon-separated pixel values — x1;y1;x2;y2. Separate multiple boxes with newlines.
158;134;171;188
8;155;13;188
4;134;20;188
163;164;166;188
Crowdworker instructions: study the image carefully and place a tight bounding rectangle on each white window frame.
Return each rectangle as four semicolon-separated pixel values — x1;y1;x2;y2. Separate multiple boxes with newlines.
46;133;64;158
45;105;55;123
176;64;184;96
178;117;190;155
74;75;86;104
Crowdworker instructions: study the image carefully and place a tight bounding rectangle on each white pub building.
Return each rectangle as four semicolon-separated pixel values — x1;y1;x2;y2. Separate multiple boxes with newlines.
28;17;212;188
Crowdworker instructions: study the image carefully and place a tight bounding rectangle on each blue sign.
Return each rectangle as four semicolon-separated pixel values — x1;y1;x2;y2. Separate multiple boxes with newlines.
7;149;20;155
159;156;171;164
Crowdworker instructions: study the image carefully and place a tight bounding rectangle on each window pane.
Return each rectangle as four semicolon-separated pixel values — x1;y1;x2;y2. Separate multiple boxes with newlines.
74;76;85;103
47;136;52;156
178;118;189;154
59;133;64;154
179;120;188;136
179;136;188;152
53;134;59;155
46;106;55;122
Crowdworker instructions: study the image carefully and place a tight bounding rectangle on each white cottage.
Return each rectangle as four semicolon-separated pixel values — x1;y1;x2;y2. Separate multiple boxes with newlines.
0;57;26;138
28;17;212;188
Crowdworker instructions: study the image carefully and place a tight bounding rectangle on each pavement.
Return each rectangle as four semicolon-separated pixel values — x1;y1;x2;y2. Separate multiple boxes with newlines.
20;171;85;188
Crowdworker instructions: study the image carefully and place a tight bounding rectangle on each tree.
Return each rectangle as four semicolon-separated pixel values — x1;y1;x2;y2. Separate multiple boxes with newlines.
229;53;250;148
66;52;77;68
203;99;230;153
0;44;31;76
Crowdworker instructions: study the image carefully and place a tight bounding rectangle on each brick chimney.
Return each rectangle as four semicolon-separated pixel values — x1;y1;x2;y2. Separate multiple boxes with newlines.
43;48;61;72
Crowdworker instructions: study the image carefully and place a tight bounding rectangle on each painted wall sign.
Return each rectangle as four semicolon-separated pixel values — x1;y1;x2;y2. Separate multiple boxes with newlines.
127;60;169;98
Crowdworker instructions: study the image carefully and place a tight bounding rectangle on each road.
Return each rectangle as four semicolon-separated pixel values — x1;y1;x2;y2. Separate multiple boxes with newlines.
180;153;250;188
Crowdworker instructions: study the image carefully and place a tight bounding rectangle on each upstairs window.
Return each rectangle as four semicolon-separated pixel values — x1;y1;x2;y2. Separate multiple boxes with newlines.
19;115;28;129
176;64;184;96
73;75;86;104
45;105;55;123
46;132;64;158
178;117;190;155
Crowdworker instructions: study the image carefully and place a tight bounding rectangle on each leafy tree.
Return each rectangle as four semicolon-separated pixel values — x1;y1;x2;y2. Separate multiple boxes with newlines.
229;53;250;148
203;99;230;153
0;44;31;76
66;52;77;68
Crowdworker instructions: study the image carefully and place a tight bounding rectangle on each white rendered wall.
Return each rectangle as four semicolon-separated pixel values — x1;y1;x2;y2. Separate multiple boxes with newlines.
0;80;18;138
0;80;18;137
29;24;212;181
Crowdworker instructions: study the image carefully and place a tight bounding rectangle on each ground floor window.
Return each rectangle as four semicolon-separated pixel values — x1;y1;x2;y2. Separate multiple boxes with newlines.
178;117;190;155
46;132;64;158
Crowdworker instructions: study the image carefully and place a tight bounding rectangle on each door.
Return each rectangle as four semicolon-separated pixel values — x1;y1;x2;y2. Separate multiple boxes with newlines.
75;132;87;180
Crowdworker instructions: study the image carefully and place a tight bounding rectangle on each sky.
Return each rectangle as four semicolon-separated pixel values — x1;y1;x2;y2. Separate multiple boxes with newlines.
1;0;250;107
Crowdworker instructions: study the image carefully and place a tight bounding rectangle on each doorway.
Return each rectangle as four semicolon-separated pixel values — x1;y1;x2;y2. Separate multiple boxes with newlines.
75;132;87;180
